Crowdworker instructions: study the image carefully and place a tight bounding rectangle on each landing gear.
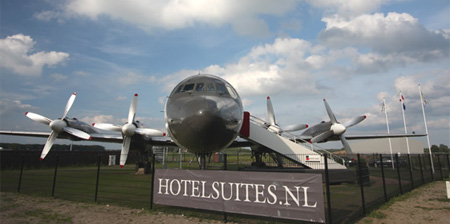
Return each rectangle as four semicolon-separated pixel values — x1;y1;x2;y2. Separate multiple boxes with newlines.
196;152;212;170
251;150;283;168
135;161;151;174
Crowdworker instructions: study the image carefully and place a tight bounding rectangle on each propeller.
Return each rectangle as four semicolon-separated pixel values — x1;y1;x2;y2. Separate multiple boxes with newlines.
310;99;366;153
25;93;91;160
266;96;308;133
92;94;165;167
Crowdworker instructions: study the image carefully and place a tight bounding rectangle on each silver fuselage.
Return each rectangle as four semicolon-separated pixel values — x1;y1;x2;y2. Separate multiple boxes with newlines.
165;75;243;153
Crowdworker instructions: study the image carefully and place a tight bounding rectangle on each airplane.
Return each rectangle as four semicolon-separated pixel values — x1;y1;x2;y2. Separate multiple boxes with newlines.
0;75;246;169
0;74;427;169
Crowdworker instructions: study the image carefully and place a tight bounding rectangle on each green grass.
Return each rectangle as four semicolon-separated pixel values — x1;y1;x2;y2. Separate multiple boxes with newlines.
24;209;73;223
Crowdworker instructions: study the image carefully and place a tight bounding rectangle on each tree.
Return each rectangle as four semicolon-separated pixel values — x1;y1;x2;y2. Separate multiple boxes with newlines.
428;144;449;153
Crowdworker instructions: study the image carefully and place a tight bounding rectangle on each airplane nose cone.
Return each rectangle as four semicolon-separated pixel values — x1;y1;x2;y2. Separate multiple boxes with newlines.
49;120;66;133
166;96;242;153
331;123;346;135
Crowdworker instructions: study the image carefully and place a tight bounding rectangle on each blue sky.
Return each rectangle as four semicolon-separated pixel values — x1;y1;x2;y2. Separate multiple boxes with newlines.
1;0;449;149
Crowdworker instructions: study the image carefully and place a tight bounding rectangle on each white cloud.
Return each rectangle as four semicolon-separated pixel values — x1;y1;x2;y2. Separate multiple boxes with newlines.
306;0;390;16
0;99;35;116
81;114;115;125
319;13;449;59
50;73;68;82
117;71;156;85
54;0;298;37
0;34;69;76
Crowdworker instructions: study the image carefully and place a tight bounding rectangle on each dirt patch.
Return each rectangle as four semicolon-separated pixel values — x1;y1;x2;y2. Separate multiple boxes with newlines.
1;180;449;224
0;192;228;224
357;180;450;224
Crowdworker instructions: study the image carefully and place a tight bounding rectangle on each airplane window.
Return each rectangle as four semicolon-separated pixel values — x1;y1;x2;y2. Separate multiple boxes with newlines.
175;85;184;93
226;84;238;99
216;83;228;94
205;83;215;92
182;83;194;92
195;83;204;92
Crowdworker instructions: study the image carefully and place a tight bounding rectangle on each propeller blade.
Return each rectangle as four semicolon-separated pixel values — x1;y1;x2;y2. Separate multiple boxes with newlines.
128;93;138;124
310;130;334;143
120;137;132;167
340;134;352;154
266;96;276;126
62;92;76;118
63;127;91;140
40;131;58;160
323;99;338;124
135;128;166;137
25;112;52;125
283;124;309;132
92;123;122;132
343;115;366;128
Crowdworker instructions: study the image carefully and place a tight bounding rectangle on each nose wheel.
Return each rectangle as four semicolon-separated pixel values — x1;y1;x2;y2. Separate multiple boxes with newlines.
196;153;212;170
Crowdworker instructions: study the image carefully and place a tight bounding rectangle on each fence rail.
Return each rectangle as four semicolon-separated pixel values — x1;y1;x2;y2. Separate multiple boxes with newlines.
1;151;449;223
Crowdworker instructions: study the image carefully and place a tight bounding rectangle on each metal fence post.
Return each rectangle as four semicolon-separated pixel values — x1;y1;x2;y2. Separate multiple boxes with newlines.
223;153;228;222
437;154;443;180
324;154;332;223
150;153;156;210
379;154;387;202
17;155;25;193
395;154;402;195
224;153;227;170
418;154;424;185
51;155;59;197
407;154;414;189
94;154;101;202
357;154;366;215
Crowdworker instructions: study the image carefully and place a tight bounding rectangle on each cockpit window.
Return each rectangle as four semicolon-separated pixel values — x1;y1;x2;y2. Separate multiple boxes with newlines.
226;84;238;99
205;83;215;92
175;85;184;93
182;83;194;92
216;83;228;94
195;83;204;92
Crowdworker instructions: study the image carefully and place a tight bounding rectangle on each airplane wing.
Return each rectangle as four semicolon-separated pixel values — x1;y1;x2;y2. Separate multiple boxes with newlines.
0;130;184;147
344;133;427;140
0;130;123;143
295;133;427;142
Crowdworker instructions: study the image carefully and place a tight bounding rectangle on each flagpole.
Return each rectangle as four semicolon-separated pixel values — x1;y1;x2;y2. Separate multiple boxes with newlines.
399;91;411;154
419;84;434;174
383;98;395;169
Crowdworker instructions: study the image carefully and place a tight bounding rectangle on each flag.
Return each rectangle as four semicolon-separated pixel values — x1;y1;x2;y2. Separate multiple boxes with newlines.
380;102;385;112
399;94;406;110
421;92;428;106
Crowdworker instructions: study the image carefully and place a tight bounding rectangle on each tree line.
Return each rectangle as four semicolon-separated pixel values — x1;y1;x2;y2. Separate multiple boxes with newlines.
429;144;449;153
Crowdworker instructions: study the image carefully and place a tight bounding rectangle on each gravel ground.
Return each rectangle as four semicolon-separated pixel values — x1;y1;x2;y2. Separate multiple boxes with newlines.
356;180;450;224
1;180;449;224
